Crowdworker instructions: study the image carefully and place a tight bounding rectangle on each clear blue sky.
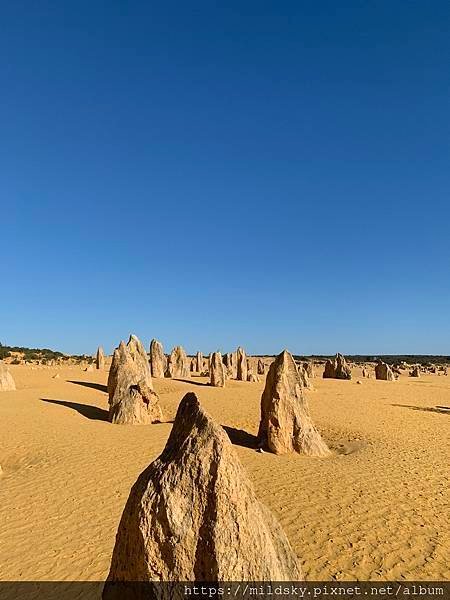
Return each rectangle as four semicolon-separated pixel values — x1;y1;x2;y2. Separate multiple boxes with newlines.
1;1;449;356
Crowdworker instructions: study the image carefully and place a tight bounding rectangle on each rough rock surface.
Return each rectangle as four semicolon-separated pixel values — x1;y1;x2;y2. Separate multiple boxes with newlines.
375;361;396;381
0;362;16;392
108;336;161;425
195;352;203;373
150;339;166;378
247;361;260;382
210;351;225;387
107;342;125;397
303;361;314;379
257;358;266;375
323;353;352;380
236;347;248;381
257;351;330;457
201;356;210;376
127;335;153;386
224;352;237;379
166;346;190;379
96;346;105;370
104;392;301;586
323;359;334;378
297;364;312;389
410;366;421;378
247;371;259;383
109;381;162;425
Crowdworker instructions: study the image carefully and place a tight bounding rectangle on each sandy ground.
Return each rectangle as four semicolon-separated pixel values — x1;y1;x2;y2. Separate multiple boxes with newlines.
0;364;449;582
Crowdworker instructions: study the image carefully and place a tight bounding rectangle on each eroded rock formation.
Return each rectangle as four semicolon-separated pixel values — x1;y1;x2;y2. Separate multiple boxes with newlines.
375;360;396;381
0;362;16;392
150;339;166;378
323;353;352;380
96;346;105;370
104;393;301;585
195;352;203;373
410;366;421;378
210;351;225;387
303;361;314;379
224;352;237;379
297;364;312;389
236;347;247;381
258;350;330;457
108;336;162;424
166;346;189;379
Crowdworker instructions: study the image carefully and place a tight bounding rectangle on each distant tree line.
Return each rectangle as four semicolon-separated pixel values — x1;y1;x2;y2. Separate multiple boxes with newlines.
292;354;450;366
0;343;92;363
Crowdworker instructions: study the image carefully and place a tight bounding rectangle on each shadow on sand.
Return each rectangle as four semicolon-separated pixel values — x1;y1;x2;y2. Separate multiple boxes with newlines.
68;380;108;393
41;398;109;421
222;425;258;449
391;403;450;415
173;378;209;387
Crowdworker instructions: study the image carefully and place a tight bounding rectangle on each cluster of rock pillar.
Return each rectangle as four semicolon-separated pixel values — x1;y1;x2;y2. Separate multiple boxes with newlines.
104;391;303;588
323;353;352;380
104;347;331;586
147;341;266;388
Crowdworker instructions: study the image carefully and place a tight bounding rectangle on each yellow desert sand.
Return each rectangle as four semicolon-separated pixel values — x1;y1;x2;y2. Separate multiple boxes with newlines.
0;363;448;581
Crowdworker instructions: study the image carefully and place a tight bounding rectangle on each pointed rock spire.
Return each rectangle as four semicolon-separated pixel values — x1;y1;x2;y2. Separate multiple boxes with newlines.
210;351;225;387
195;351;203;373
303;361;314;379
149;339;166;378
166;346;190;378
236;346;247;381
257;358;266;375
96;346;105;370
105;393;301;583
258;350;330;457
107;335;161;424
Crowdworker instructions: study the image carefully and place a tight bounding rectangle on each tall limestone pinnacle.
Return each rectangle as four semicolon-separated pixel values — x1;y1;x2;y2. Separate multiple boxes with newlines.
210;351;225;387
104;393;301;588
258;350;330;457
96;346;105;370
236;346;248;381
107;335;162;425
166;345;189;378
149;338;166;378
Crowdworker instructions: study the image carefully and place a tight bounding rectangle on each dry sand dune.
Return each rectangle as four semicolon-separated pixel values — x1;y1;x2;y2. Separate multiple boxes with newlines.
0;364;449;581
